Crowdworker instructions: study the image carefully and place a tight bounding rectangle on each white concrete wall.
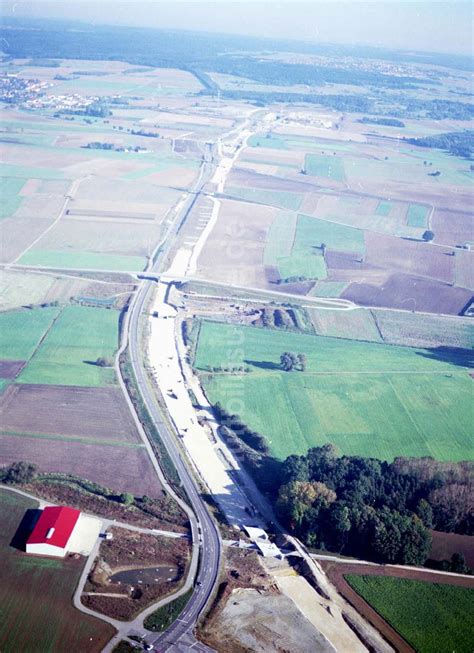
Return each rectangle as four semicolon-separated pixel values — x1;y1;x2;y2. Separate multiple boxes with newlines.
26;542;66;557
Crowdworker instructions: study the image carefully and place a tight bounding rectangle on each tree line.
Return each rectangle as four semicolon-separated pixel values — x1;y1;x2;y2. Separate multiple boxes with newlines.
209;402;473;567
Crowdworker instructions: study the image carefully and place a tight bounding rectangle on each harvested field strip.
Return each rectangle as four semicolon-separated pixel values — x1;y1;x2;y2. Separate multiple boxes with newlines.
0;489;115;653
0;307;60;360
0;360;26;379
0;384;141;444
0;435;162;497
304;154;345;181
0;430;145;447
17;305;118;387
19;249;147;272
310;308;382;342
241;155;300;169
407;203;429;227
345;575;474;653
224;186;304;211
264;211;297;266
196;321;472;461
455;249;474;290
373;309;474;349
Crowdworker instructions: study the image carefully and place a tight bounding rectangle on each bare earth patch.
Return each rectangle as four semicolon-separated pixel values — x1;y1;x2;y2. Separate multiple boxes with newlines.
342;273;472;315
82;527;191;621
0;434;162;497
0;384;142;443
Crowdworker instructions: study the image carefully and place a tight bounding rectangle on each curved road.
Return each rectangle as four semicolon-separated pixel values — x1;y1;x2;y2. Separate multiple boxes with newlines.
128;275;221;653
125;151;222;652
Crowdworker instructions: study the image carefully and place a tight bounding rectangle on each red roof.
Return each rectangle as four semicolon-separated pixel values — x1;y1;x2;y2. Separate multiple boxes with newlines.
27;506;80;549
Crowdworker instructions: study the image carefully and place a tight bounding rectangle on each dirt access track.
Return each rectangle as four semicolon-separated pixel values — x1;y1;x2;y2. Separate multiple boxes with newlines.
322;561;474;653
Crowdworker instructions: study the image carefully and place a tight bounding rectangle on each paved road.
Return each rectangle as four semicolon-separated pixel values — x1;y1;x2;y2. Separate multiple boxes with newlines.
124;151;221;652
128;275;220;653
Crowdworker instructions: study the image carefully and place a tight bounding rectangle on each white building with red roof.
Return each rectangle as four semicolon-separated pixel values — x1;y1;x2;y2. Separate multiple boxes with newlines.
26;506;81;557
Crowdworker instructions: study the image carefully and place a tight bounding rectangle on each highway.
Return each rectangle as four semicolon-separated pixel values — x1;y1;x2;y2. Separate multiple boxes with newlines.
125;151;221;652
128;270;220;653
124;112;272;650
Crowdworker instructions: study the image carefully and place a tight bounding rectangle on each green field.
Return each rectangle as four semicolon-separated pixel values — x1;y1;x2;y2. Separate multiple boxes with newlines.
19;249;146;272
298;214;365;254
225;186;304;211
265;213;365;281
0;307;60;360
263;211;296;266
0;177;25;219
195;321;473;461
0;163;65;179
345;575;474;653
310;308;382;342
18;305;118;387
248;134;288;149
311;281;348;297
407;203;430;228
375;201;393;216
304;154;345;181
0;489;114;652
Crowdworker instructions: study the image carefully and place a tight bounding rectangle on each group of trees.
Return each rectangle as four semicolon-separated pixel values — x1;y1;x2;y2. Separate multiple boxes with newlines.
0;461;37;484
275;445;473;565
213;402;269;454
358;116;406;128
280;352;307;371
406;130;474;160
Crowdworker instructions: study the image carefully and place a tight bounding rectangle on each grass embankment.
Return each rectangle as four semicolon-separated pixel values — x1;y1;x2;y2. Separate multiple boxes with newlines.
345;574;474;653
144;589;193;632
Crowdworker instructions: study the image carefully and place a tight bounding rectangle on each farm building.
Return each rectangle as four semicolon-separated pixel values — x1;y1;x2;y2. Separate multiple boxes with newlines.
26;506;80;557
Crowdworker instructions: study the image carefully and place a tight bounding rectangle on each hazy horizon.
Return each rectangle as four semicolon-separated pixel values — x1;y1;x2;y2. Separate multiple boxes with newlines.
2;1;473;57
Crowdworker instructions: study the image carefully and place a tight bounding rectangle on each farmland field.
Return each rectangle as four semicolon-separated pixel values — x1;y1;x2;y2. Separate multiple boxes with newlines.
0;307;60;360
406;203;430;228
373;309;474;349
0;488;115;652
225;185;304;211
310;308;382;342
265;213;366;281
17;305;119;387
19;249;147;272
345;575;474;653
195;321;473;461
375;201;392;216
304;154;345;181
0;385;141;444
0;177;25;218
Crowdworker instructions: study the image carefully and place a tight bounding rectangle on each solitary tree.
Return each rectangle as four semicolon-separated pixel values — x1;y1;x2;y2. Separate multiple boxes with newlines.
119;492;134;506
422;230;435;242
297;353;307;372
280;352;298;371
96;356;114;368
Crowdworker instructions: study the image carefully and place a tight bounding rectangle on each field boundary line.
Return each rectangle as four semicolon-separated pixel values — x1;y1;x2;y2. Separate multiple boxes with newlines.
0;430;146;448
386;375;426;445
11;175;87;264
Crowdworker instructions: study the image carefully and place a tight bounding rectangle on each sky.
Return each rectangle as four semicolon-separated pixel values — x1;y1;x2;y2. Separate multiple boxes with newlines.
2;1;473;56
